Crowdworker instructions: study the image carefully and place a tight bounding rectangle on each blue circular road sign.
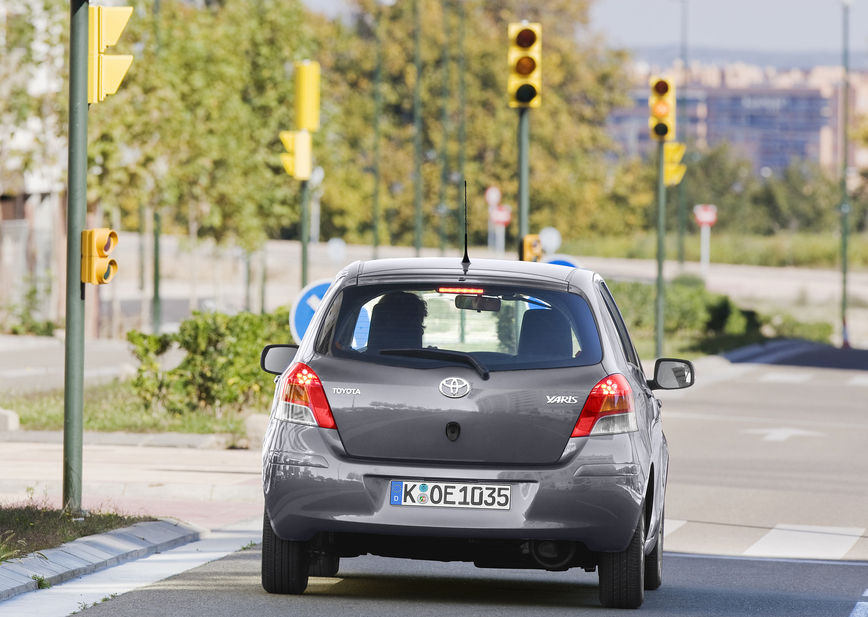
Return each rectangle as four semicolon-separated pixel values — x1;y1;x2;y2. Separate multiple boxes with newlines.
289;279;334;344
542;254;583;269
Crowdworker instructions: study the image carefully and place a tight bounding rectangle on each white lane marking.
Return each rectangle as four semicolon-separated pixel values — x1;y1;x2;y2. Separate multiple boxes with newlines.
741;427;826;442
851;602;868;617
663;519;686;537
0;517;261;617
664;411;868;431
758;371;813;383
847;375;868;387
306;294;321;311
663;518;687;538
864;587;868;596
743;524;865;560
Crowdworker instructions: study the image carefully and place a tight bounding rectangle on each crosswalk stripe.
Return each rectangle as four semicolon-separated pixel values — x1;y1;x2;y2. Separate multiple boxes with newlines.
663;519;686;538
759;372;813;383
850;602;868;617
847;375;868;387
743;524;865;560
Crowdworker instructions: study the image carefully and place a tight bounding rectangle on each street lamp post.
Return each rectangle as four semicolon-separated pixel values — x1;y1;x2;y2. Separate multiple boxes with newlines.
841;0;851;348
372;0;396;259
413;0;423;256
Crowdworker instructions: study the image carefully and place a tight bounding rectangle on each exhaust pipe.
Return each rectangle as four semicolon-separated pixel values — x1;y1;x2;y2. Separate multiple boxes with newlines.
528;540;576;570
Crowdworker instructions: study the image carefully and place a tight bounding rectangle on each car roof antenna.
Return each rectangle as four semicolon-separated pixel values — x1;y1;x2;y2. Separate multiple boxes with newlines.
461;181;470;273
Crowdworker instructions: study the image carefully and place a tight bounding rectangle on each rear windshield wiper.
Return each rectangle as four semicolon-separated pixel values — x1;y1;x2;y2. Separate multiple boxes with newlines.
379;348;490;381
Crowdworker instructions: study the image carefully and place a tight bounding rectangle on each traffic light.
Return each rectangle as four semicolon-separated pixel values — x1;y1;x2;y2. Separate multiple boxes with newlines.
664;142;687;186
88;6;133;104
648;76;675;141
508;22;541;108
295;60;320;132
519;234;542;262
81;228;118;285
280;130;312;180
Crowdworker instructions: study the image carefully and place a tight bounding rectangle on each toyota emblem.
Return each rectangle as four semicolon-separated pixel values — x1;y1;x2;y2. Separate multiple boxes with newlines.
439;377;471;399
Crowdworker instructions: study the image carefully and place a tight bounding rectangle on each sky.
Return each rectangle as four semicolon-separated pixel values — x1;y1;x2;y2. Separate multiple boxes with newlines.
590;0;867;54
311;0;868;57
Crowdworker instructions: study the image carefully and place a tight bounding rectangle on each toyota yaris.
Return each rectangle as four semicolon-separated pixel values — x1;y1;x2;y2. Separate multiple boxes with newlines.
259;257;694;609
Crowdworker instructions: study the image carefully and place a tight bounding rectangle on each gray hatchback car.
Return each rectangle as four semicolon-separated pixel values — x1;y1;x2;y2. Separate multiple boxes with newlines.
259;257;694;609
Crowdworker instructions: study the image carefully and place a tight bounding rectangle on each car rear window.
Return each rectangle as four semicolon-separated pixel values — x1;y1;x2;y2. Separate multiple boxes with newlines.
315;283;602;371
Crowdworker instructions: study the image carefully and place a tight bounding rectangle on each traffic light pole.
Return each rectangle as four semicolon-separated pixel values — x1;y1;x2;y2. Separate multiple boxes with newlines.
841;0;850;348
301;179;310;288
153;209;161;333
413;0;422;257
518;107;529;239
655;140;666;358
63;0;88;515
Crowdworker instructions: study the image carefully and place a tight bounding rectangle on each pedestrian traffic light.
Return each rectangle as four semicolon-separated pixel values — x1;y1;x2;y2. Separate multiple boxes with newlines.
519;234;542;262
508;22;541;108
648;76;675;141
88;6;133;104
280;130;312;180
295;60;320;132
81;228;118;285
664;142;687;186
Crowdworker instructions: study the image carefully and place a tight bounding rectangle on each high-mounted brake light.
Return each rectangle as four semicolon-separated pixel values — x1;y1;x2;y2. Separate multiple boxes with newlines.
438;287;484;294
274;363;336;429
571;374;637;437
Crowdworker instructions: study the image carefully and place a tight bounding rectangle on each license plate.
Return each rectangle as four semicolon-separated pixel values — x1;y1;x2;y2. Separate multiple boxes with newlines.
390;481;510;510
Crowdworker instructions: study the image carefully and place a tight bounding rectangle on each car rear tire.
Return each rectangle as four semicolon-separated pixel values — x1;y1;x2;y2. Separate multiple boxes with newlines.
598;510;645;609
261;509;310;594
644;514;663;591
309;554;340;577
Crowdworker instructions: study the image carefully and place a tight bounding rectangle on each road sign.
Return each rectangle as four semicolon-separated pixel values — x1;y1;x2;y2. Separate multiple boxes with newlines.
538;226;562;253
289;279;333;344
484;186;501;208
542;254;582;269
490;205;512;226
693;204;718;227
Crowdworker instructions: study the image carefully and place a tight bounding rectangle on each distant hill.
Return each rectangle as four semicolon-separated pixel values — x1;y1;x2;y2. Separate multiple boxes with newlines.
628;45;868;70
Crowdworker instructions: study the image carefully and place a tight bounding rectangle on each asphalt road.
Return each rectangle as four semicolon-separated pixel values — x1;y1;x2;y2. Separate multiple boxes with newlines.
52;548;868;617
4;354;867;616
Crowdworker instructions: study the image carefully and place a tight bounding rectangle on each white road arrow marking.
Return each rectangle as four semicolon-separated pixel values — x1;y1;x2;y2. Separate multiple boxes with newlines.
306;294;321;311
741;427;826;442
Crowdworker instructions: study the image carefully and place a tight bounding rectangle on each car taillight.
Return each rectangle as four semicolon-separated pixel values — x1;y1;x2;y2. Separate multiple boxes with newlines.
274;363;336;429
571;374;638;437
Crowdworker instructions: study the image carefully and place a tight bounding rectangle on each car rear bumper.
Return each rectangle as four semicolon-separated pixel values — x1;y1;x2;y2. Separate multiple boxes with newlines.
263;422;647;553
263;421;647;552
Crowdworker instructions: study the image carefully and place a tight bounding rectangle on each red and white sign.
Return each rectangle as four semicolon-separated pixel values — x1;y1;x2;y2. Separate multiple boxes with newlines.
490;204;512;226
693;204;718;227
484;186;502;209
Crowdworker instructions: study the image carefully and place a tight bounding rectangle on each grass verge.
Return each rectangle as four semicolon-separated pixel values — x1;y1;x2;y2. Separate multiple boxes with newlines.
0;491;153;561
2;380;245;436
563;231;868;270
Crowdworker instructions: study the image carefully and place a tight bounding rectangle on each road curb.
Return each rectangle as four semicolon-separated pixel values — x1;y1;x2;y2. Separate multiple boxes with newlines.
0;430;233;449
0;518;204;602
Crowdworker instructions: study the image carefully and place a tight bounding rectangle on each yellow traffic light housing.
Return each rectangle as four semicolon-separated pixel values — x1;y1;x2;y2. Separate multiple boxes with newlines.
519;234;542;262
81;228;118;285
280;130;312;180
664;142;687;186
294;61;320;132
648;76;675;141
88;6;133;104
508;22;541;108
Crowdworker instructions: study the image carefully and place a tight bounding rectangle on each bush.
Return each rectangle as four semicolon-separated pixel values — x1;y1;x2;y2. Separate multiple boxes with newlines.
127;308;291;416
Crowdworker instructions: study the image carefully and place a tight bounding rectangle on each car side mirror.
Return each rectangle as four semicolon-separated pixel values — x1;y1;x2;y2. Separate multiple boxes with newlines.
260;344;299;375
648;358;695;390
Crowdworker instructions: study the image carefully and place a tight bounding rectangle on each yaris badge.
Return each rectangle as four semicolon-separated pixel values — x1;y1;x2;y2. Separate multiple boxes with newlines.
439;377;470;398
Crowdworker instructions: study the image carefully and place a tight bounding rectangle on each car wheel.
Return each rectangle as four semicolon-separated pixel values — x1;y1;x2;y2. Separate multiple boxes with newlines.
309;554;340;577
598;510;645;609
644;513;663;591
261;509;310;594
